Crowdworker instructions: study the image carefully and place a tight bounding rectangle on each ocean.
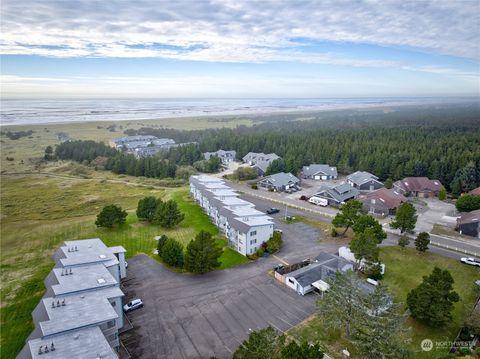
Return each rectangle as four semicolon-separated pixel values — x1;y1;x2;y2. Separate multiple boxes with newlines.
0;97;476;126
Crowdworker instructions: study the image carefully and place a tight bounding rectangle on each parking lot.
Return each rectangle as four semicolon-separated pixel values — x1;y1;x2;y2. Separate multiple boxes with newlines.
120;220;337;359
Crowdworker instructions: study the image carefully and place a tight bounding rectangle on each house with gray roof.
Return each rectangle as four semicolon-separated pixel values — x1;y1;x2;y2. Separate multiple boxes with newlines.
257;172;300;192
302;164;338;180
275;252;353;295
242;152;281;176
457;209;480;239
311;183;359;206
204;149;237;165
347;171;383;192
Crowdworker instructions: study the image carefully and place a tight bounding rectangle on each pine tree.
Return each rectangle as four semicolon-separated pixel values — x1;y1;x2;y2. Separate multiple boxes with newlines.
153;200;185;228
184;231;222;273
352;285;411;359
407;267;460;326
415;232;430;253
136;196;162;222
390;202;417;234
161;238;184;268
317;271;364;338
95;205;128;228
352;214;386;243
350;228;380;270
332;200;362;236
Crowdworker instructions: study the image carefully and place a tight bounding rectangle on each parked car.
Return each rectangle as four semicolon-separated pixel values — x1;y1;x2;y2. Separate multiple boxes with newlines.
460;257;480;267
123;299;144;312
267;208;280;214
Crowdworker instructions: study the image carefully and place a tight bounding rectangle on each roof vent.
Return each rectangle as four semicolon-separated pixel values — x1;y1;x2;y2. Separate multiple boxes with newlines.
61;269;64;276
38;346;43;355
97;278;106;284
69;268;72;275
51;342;55;351
44;345;49;353
99;254;106;259
62;299;66;306
56;300;61;308
73;334;79;340
51;301;55;308
75;246;78;251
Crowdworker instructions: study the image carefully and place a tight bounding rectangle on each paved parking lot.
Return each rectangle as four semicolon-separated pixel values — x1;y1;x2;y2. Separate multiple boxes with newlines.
120;221;336;359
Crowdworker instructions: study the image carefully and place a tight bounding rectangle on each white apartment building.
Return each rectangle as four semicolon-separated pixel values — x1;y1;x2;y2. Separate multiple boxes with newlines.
190;175;274;256
18;239;128;359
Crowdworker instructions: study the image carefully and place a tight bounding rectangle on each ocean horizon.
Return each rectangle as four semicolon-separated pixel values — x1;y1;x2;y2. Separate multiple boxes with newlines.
1;97;477;126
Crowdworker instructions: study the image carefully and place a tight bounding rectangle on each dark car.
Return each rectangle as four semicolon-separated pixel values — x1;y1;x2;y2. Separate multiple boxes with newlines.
267;208;280;214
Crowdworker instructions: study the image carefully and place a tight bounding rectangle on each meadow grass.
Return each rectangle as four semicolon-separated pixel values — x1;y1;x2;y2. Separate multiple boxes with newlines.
288;246;479;359
0;174;242;357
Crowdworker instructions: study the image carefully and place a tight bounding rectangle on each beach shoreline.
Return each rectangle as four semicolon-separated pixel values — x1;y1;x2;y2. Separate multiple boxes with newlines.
2;97;477;127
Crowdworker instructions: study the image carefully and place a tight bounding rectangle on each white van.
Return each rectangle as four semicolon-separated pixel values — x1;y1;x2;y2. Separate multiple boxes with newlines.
308;196;328;207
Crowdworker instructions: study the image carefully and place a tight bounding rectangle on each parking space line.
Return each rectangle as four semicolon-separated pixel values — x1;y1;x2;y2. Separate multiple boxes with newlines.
271;254;289;265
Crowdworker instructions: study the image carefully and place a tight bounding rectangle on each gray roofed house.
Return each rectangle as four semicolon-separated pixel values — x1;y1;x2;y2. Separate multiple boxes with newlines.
242;152;280;176
347;171;383;192
24;326;118;359
302;164;338;180
279;252;353;295
311;183;359;206
204;149;237;164
257;172;300;192
457;209;480;238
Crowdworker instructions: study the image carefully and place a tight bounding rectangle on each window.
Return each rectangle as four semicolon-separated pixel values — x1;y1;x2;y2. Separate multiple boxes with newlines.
288;278;294;284
250;230;257;236
107;320;116;329
250;240;253;245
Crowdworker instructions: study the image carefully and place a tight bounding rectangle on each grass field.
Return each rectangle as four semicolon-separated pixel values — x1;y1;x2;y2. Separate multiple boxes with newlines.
289;246;479;359
0;172;246;357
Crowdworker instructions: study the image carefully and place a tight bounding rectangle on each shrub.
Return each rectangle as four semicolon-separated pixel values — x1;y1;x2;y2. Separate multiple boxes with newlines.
256;247;265;257
161;238;184;268
456;194;480;212
251;183;258;190
268;187;274;192
459;348;471;356
438;188;447;200
331;227;338;237
152;200;184;228
233;167;258;181
95;205;128;228
364;263;383;280
156;235;168;257
267;231;283;253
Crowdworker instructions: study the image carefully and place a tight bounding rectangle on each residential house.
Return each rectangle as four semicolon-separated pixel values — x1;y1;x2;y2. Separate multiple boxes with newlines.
457;210;480;238
393;177;443;198
275;252;353;295
18;239;127;359
204;150;237;165
347;171;384;192
301;164;338;180
362;188;407;217
189;175;274;256
242;152;280;176
112;135;158;149
310;183;359;206
257;172;300;192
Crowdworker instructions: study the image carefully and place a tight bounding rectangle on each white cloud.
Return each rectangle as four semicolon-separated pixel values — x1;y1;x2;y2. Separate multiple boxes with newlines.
1;0;479;62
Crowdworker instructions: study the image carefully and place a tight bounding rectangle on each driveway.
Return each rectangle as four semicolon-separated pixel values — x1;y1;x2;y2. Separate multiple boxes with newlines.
413;198;458;233
121;221;335;359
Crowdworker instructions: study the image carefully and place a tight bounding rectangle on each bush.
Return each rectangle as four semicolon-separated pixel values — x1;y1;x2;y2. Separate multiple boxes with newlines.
156;235;168;257
438;188;447;200
267;231;283;253
161;238;184;268
331;227;338;237
256;247;265;257
364;263;383;280
456;194;480;212
268;187;274;192
459;348;471;356
152;200;184;228
136;196;162;222
251;183;258;190
95;205;128;228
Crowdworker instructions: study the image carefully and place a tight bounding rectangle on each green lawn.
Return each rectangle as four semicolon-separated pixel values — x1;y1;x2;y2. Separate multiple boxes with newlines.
289;246;479;359
0;175;243;357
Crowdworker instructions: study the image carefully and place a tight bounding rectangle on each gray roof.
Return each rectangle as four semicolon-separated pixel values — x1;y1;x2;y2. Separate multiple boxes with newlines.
190;175;224;185
27;326;118;359
204;149;236;160
347;171;379;185
302;164;338;177
260;172;300;188
229;216;274;234
113;135;157;144
288;252;352;287
50;264;118;297
313;183;359;203
243;152;279;164
39;287;123;337
253;160;270;173
59;239;121;268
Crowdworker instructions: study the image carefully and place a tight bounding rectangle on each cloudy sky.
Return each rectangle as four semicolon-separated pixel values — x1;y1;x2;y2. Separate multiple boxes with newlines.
1;0;479;98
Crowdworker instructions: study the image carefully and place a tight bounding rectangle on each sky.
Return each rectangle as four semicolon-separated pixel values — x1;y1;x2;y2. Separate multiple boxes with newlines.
1;0;479;98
